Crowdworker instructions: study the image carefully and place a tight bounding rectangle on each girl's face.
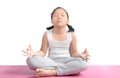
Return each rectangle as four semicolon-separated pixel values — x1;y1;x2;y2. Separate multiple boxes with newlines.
51;8;69;27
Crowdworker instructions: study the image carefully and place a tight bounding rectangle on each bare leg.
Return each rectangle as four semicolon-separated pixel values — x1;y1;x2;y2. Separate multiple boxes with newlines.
35;68;57;77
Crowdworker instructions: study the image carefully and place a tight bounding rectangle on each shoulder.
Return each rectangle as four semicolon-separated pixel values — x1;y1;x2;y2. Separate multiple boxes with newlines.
43;30;51;35
69;32;76;39
43;30;52;39
42;31;48;39
43;31;47;36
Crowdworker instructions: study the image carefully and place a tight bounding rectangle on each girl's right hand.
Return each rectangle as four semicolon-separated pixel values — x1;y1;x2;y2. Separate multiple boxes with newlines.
22;45;35;57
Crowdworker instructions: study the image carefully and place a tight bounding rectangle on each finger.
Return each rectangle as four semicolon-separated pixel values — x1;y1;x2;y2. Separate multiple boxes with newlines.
26;48;30;51
23;53;29;57
29;44;32;50
84;48;87;53
26;48;28;51
85;48;87;51
22;50;30;54
86;54;90;57
86;57;90;61
22;50;28;54
82;48;87;54
86;50;89;54
29;54;33;58
84;54;90;58
27;48;30;51
80;55;86;60
84;48;89;54
81;54;90;60
83;56;89;61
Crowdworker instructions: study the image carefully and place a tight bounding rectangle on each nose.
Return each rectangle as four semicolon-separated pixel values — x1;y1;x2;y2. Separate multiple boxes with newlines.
58;15;62;19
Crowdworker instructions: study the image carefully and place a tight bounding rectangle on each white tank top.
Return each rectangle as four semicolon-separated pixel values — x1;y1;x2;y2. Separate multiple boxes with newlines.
47;29;72;58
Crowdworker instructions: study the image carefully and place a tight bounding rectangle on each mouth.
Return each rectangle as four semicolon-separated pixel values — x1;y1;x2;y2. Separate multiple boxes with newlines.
56;20;62;23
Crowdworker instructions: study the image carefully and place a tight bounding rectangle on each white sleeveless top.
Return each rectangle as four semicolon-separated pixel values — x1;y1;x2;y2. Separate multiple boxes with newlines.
47;29;72;58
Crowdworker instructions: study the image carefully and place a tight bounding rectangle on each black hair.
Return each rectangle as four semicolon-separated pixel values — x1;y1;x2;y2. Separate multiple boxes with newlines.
51;7;69;19
46;7;75;32
67;24;74;32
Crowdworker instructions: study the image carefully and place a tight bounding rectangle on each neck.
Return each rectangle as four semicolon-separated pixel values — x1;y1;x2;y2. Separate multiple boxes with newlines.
53;26;67;34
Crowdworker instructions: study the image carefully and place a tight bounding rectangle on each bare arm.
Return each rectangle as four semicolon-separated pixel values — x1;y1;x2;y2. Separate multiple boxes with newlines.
35;32;48;57
70;32;80;57
39;32;49;56
70;32;90;60
23;32;48;57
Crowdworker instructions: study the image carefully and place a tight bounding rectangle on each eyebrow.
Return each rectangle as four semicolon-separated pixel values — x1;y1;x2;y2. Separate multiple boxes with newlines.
54;12;66;14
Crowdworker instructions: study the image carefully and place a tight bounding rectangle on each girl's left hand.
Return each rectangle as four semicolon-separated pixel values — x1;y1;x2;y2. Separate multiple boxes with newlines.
80;48;90;61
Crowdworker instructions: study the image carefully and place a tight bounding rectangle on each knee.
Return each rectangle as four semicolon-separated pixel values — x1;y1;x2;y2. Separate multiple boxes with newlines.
26;57;33;66
26;56;35;70
26;56;44;70
79;61;88;71
26;56;40;65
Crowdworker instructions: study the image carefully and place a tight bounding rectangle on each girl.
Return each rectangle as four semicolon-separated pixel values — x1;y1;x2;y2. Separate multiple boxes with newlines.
22;7;89;77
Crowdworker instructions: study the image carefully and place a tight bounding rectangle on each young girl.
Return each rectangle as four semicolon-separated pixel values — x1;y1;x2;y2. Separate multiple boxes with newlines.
22;7;89;77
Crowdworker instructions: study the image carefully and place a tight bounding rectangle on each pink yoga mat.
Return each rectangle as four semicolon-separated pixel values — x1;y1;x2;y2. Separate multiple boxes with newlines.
0;65;120;78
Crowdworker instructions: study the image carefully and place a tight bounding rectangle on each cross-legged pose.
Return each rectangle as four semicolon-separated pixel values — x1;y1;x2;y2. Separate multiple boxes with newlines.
22;7;90;77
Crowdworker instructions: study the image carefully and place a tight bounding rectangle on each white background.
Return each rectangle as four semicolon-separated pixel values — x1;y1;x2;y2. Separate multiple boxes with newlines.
0;0;120;65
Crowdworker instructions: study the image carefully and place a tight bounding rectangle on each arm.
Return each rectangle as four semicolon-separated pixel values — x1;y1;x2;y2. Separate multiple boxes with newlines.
70;32;80;57
70;32;90;60
23;32;49;57
35;31;49;57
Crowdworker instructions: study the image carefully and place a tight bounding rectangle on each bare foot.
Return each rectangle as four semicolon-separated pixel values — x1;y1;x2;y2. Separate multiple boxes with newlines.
70;72;81;76
35;68;57;77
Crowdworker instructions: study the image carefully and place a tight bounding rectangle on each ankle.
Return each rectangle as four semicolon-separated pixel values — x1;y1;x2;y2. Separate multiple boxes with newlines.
50;69;57;76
